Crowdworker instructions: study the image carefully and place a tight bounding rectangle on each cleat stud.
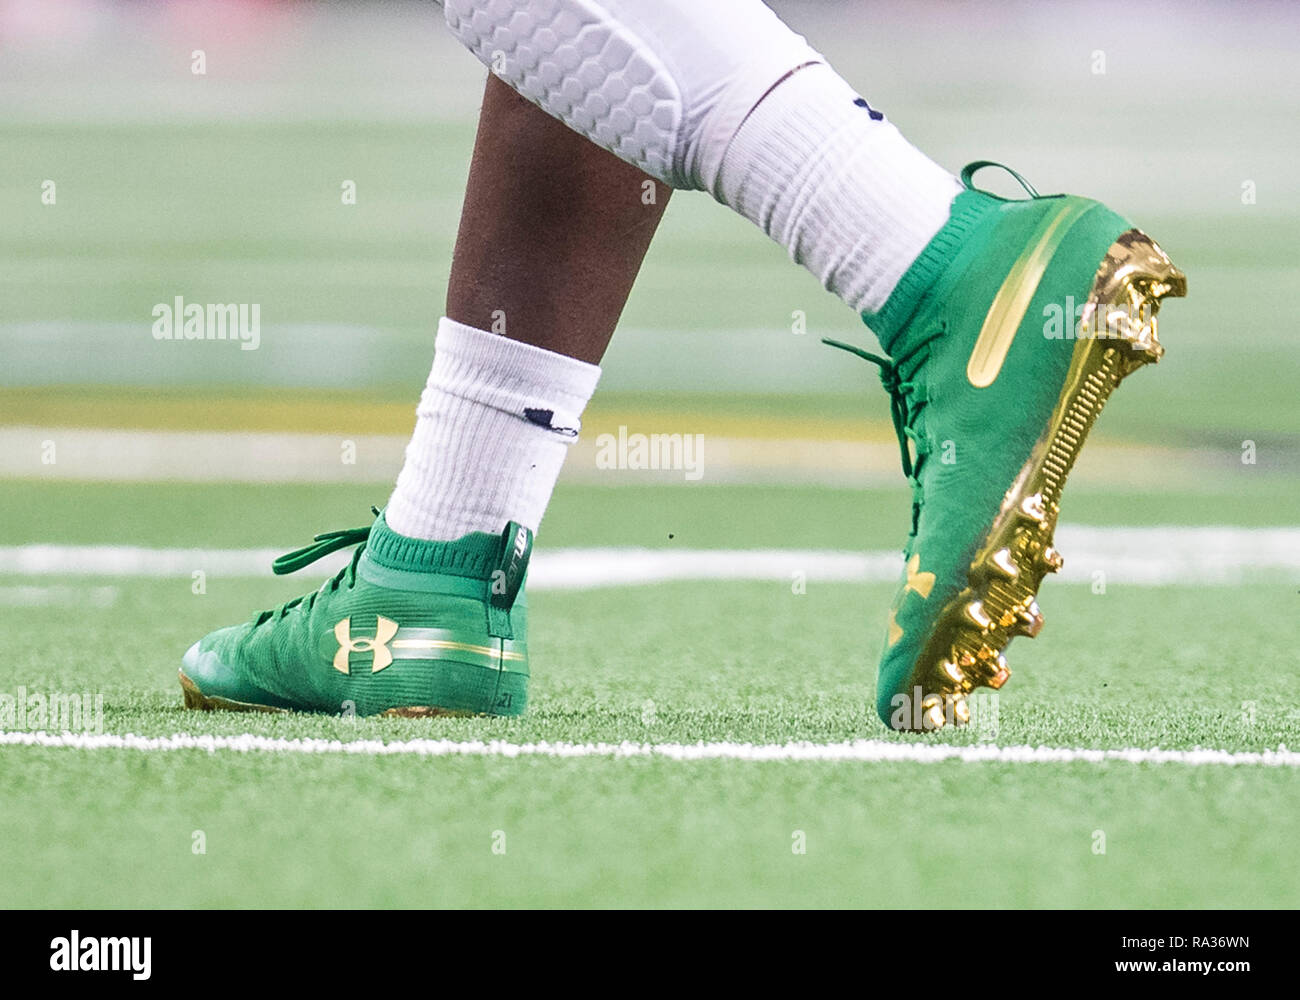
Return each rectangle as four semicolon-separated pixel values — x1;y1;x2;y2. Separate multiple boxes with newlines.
940;658;965;686
964;599;993;631
1041;546;1064;572
989;547;1019;580
1016;599;1044;638
975;646;1010;687
920;693;946;730
952;696;971;726
1018;493;1047;525
1118;320;1163;362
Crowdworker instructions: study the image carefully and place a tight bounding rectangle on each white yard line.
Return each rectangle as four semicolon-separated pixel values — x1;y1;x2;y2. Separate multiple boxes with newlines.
3;526;1300;586
0;730;1295;767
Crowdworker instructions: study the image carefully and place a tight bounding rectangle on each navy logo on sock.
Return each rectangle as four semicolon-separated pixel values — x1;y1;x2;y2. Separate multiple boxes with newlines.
524;407;579;437
854;97;885;121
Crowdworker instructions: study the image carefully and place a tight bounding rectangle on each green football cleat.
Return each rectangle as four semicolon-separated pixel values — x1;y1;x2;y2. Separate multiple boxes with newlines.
180;509;532;717
830;161;1186;731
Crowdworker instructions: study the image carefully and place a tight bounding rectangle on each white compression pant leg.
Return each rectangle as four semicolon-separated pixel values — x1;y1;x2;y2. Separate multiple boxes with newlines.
441;0;961;317
442;0;823;192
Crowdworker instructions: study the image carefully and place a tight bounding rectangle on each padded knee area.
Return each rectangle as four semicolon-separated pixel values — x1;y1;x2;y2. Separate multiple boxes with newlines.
445;0;685;184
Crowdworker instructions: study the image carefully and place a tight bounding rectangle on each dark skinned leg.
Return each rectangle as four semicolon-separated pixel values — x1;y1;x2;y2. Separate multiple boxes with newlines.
446;74;671;366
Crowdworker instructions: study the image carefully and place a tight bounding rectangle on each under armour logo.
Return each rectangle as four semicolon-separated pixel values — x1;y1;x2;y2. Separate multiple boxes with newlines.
853;96;885;121
333;615;399;674
523;407;579;437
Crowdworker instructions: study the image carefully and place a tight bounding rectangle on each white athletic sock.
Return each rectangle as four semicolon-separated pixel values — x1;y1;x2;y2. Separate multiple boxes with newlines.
385;318;601;542
715;62;962;316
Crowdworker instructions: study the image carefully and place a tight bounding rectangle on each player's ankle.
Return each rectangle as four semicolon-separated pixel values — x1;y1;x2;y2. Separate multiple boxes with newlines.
384;317;600;543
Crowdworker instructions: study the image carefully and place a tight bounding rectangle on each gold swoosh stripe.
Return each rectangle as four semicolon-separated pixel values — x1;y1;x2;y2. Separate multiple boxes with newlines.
391;638;526;662
966;200;1093;388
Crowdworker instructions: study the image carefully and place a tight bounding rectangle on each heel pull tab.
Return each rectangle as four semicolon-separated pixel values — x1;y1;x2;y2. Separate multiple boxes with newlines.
486;521;532;639
960;160;1040;199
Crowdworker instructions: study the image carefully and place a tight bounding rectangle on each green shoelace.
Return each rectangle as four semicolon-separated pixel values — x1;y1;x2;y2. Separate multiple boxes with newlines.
255;508;379;624
823;338;931;486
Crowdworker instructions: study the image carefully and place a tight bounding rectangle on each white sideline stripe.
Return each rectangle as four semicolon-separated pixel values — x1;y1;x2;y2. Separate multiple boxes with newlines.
0;730;1296;767
3;526;1300;586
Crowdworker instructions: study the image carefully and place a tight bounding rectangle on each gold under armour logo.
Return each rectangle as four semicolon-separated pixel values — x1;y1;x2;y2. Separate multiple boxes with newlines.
333;615;399;674
888;554;936;649
903;553;935;599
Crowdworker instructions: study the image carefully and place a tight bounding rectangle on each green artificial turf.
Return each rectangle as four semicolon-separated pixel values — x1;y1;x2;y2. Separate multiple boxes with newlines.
2;479;1298;907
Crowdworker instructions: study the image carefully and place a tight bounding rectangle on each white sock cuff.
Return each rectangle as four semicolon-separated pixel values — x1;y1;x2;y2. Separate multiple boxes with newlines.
717;63;859;207
716;63;961;315
707;60;826;202
430;317;602;432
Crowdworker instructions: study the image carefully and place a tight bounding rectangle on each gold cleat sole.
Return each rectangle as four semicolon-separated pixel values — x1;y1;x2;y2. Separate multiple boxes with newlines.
902;229;1186;731
379;705;470;719
179;669;287;714
179;669;468;718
